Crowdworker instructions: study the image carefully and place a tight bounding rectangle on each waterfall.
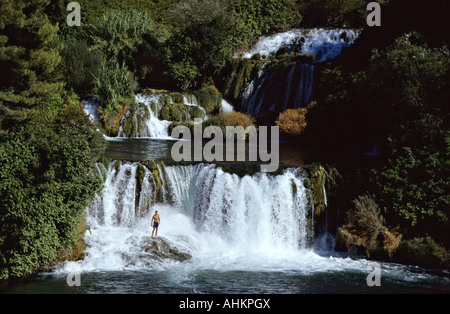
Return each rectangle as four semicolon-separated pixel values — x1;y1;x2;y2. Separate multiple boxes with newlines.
82;99;100;124
237;28;360;61
242;63;315;116
220;98;234;113
82;161;312;270
314;182;336;253
239;28;359;117
116;92;208;139
117;94;173;139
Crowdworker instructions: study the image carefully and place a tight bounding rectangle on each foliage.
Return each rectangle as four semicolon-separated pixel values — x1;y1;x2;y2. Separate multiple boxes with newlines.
62;38;102;96
48;0;176;40
0;0;64;110
394;237;450;269
338;194;402;257
90;9;157;69
364;33;450;235
276;107;308;136
276;101;316;135
232;0;302;45
93;58;138;111
0;0;106;279
164;0;238;89
193;85;223;114
0;99;106;279
205;111;255;135
298;0;368;27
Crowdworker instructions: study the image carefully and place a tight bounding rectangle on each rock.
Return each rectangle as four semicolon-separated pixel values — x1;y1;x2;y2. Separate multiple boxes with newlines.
140;236;192;262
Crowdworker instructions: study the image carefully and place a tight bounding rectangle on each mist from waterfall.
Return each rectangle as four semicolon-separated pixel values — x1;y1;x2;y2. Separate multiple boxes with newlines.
81;161;315;271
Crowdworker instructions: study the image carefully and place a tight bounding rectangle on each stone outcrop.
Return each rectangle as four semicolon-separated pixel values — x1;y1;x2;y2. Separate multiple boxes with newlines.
139;236;192;263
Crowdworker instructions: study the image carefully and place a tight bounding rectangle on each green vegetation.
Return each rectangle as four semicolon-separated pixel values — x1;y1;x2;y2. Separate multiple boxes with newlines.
1;0;449;279
0;97;106;279
0;0;106;279
338;194;402;258
305;0;450;262
232;0;303;46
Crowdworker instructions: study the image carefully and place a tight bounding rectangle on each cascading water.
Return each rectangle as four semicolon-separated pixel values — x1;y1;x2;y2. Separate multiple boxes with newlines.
81;161;313;271
237;28;360;61
240;28;359;117
117;93;173;139
241;63;315;116
82;99;100;124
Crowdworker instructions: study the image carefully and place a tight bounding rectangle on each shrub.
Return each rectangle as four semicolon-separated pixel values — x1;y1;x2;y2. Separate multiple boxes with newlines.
91;9;157;68
395;237;450;269
165;0;238;87
0;98;106;279
193;85;223;114
94;58;138;110
205;111;255;135
276;101;316;136
62;38;102;95
338;194;402;257
276;108;308;135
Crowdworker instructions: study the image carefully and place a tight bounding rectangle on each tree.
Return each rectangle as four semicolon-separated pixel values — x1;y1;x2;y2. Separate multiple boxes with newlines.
365;33;450;240
0;0;64;112
233;0;303;45
165;0;238;89
0;0;106;279
62;38;102;96
90;9;157;70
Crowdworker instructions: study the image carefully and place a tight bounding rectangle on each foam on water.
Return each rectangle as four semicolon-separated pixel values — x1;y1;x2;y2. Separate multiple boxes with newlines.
238;28;360;62
51;162;450;290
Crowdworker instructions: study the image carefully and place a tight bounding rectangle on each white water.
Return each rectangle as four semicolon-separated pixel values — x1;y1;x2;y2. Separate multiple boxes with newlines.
117;93;173;139
82;100;100;124
220;99;234;113
81;162;312;271
50;161;450;292
239;29;359;116
238;28;360;62
79;163;349;273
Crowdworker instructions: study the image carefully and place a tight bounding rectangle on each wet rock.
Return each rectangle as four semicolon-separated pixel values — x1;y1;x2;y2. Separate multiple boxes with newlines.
140;236;192;262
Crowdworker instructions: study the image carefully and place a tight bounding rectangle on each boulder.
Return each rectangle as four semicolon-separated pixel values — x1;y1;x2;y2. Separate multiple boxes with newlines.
140;236;192;262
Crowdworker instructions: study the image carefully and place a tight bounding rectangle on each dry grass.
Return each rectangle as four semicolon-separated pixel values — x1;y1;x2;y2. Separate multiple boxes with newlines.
276;101;316;135
338;194;402;257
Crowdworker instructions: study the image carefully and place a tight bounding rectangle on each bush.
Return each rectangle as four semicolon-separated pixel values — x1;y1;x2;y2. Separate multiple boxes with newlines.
193;85;223;114
94;58;138;110
91;9;157;68
205;111;255;135
0;98;106;279
276;101;316;135
165;0;238;88
233;0;303;45
276;108;307;136
62;38;102;95
394;237;450;269
338;194;402;257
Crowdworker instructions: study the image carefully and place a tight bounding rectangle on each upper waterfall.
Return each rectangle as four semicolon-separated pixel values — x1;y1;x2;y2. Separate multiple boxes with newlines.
237;28;360;117
237;28;360;62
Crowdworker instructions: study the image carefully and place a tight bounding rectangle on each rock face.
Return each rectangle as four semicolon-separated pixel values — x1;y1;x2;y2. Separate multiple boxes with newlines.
140;236;192;263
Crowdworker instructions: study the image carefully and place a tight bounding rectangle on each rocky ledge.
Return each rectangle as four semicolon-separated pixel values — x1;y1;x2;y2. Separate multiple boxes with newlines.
139;236;192;263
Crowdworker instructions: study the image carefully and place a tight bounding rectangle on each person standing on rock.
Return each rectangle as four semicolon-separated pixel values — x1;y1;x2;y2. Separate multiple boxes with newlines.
151;210;160;237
